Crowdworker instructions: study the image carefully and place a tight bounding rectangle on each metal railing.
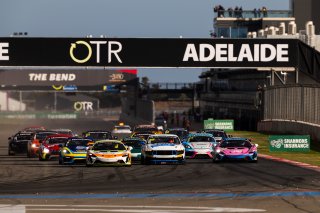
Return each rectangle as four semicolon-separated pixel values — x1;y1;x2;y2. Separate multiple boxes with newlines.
148;83;195;90
214;10;292;19
264;86;320;125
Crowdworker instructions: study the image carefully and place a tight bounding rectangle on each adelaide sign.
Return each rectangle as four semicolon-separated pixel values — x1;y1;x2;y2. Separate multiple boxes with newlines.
0;38;298;68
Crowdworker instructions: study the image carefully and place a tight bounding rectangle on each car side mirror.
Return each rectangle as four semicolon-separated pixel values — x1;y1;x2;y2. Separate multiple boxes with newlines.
255;144;259;148
8;137;12;140
58;144;63;148
128;146;133;151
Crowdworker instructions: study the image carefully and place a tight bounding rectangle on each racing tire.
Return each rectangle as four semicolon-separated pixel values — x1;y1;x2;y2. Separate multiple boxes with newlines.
38;155;44;161
58;157;63;165
212;156;220;163
8;149;15;156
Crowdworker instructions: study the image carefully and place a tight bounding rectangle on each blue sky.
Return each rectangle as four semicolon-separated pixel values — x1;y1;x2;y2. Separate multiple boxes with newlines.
0;0;290;82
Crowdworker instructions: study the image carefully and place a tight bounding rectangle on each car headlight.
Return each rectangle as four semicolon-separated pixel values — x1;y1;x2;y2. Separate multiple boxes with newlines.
89;153;96;157
43;148;50;154
31;144;37;148
216;149;221;153
184;145;192;149
63;149;70;154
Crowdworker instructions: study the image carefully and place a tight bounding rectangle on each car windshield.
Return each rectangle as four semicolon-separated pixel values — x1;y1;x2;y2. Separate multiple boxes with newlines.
114;126;131;130
206;131;227;138
167;130;188;138
148;137;180;144
86;132;112;140
36;132;57;140
133;134;150;140
122;140;143;148
220;140;252;148
189;136;214;142
16;134;32;140
67;139;91;147
93;142;126;151
47;137;69;145
134;127;158;132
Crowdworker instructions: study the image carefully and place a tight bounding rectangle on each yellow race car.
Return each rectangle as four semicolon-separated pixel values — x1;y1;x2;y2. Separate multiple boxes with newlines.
59;138;94;165
86;140;132;166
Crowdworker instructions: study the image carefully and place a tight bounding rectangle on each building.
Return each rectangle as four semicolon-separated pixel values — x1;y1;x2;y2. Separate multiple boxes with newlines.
199;5;319;131
291;0;320;34
213;6;294;38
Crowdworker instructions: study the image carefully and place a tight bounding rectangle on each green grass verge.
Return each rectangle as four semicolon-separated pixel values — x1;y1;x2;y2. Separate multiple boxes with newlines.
231;131;320;167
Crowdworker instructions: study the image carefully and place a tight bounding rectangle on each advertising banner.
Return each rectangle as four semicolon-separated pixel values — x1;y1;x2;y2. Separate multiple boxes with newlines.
0;38;298;68
0;69;137;86
203;119;234;132
269;135;310;152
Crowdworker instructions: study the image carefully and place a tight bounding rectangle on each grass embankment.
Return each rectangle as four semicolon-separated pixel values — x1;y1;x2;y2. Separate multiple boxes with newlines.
232;131;320;167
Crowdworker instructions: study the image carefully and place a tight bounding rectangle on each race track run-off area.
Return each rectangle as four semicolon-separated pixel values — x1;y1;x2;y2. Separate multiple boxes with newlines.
0;118;319;213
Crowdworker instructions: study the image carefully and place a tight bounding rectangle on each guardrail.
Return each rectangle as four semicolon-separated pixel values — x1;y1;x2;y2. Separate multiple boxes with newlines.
214;9;292;18
263;85;320;125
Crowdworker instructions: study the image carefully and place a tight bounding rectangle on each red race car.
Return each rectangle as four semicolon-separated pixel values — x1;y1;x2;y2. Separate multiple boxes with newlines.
27;130;59;158
38;134;71;161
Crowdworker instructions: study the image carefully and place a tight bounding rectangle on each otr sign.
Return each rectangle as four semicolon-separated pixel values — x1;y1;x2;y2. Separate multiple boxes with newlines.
69;40;122;64
74;102;93;111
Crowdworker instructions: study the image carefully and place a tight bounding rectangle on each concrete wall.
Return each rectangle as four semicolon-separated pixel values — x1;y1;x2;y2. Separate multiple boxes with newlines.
258;120;320;144
0;92;26;111
120;97;155;125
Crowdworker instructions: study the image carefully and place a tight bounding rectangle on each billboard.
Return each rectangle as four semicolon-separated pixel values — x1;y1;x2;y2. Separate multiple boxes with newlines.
0;38;298;68
269;135;310;152
203;119;234;132
0;69;137;86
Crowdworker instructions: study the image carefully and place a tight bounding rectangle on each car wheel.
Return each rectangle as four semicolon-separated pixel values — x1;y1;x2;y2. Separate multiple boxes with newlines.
8;149;15;156
58;157;63;165
212;156;220;163
38;154;44;161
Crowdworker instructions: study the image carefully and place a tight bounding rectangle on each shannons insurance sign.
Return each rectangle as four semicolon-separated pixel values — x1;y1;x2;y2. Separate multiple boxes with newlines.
269;135;310;152
204;119;234;132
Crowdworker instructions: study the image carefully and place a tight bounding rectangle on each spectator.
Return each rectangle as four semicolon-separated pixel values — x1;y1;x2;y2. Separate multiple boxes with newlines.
239;6;243;18
253;8;257;18
257;8;261;17
234;6;239;18
218;5;225;17
262;6;268;17
227;7;233;17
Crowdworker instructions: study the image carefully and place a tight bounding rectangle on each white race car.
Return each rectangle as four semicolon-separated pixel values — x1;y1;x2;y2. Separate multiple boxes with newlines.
141;134;185;164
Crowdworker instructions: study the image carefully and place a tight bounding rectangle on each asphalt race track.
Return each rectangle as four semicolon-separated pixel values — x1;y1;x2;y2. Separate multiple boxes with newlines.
0;118;320;212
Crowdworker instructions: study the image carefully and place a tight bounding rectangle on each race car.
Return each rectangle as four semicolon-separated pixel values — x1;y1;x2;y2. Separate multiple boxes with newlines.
133;124;162;135
111;124;132;140
8;131;33;155
27;130;59;158
213;137;258;163
130;132;152;141
51;129;75;136
23;126;46;131
82;130;115;141
201;129;228;143
38;134;71;161
86;140;132;167
141;134;185;165
165;128;189;141
59;138;94;165
121;137;145;161
183;133;217;159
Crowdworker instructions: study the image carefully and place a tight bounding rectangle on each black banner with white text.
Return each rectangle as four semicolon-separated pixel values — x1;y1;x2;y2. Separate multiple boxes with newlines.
0;38;298;68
